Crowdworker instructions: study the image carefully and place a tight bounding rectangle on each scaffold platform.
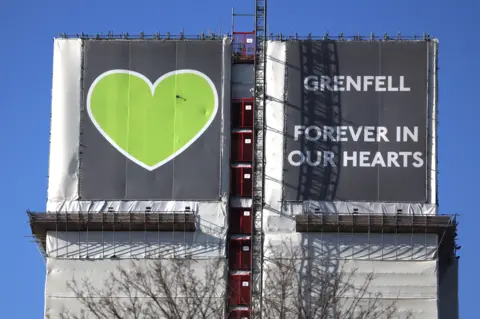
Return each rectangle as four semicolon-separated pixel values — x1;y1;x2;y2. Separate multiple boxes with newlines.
28;211;196;252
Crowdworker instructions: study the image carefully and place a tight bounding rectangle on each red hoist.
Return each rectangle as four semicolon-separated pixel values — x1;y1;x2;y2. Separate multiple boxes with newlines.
228;1;266;318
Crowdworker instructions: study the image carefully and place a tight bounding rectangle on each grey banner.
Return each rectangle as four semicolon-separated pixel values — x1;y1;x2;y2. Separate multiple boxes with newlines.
284;41;429;202
79;40;229;200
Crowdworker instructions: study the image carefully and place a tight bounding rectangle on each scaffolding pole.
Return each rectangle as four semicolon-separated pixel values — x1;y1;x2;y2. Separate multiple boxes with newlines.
252;0;267;318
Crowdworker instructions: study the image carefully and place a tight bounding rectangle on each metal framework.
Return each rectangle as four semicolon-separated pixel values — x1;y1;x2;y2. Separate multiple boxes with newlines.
56;32;224;40
229;2;267;318
296;214;455;233
27;211;196;256
295;213;459;270
55;32;433;41
260;32;434;41
251;1;267;318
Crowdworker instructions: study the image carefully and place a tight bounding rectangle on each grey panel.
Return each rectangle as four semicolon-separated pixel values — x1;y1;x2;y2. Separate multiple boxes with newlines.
438;259;459;319
284;41;428;202
79;40;228;200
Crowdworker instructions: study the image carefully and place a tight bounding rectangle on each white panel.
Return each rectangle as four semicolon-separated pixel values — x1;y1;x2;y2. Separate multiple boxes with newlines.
196;202;227;235
263;298;437;319
261;227;439;317
264;233;438;260
264;41;286;212
45;258;226;318
47;39;82;203
357;299;438;319
220;37;232;198
45;297;227;319
265;213;296;232
263;259;438;317
45;258;226;297
427;40;438;205
47;231;226;258
231;64;254;98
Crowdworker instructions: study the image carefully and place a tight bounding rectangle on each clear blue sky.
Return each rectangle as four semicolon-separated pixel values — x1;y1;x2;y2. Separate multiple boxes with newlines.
0;0;477;317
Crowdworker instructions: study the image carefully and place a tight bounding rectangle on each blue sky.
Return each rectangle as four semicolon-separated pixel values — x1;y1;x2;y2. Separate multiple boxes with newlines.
0;0;478;317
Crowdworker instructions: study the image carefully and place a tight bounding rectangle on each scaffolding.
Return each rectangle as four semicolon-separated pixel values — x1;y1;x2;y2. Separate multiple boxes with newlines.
55;32;226;40
27;211;196;257
251;0;267;318
54;32;433;41
295;213;458;268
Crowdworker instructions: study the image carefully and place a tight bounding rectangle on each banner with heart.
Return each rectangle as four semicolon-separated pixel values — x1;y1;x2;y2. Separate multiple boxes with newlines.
86;69;219;171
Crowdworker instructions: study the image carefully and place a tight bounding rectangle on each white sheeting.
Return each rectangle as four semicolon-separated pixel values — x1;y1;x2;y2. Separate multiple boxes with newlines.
44;258;226;318
262;259;437;299
264;233;438;261
220;38;232;199
427;40;438;205
47;39;82;202
262;212;439;317
262;298;438;319
46;200;228;221
264;41;286;213
47;200;198;213
47;231;226;259
346;299;438;319
45;258;226;297
45;297;227;319
262;258;438;318
298;201;437;215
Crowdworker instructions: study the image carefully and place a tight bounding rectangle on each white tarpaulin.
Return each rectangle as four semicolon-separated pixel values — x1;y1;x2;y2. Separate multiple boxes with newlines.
48;39;81;202
262;235;438;318
45;258;227;318
264;232;438;261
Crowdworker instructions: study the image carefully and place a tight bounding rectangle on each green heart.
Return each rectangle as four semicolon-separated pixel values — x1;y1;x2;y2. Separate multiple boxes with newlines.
87;70;218;170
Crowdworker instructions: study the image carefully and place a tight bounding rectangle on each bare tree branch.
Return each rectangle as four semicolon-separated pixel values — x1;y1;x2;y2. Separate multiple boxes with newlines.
57;258;226;319
263;238;415;319
55;238;415;319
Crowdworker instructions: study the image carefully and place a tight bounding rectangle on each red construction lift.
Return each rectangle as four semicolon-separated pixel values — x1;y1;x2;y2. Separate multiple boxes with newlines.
228;26;255;319
228;1;266;317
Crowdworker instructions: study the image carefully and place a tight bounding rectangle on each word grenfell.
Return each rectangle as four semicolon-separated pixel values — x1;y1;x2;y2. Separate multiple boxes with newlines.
304;75;411;92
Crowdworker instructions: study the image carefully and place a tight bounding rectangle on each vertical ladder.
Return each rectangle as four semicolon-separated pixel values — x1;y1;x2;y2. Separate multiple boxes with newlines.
252;0;266;318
